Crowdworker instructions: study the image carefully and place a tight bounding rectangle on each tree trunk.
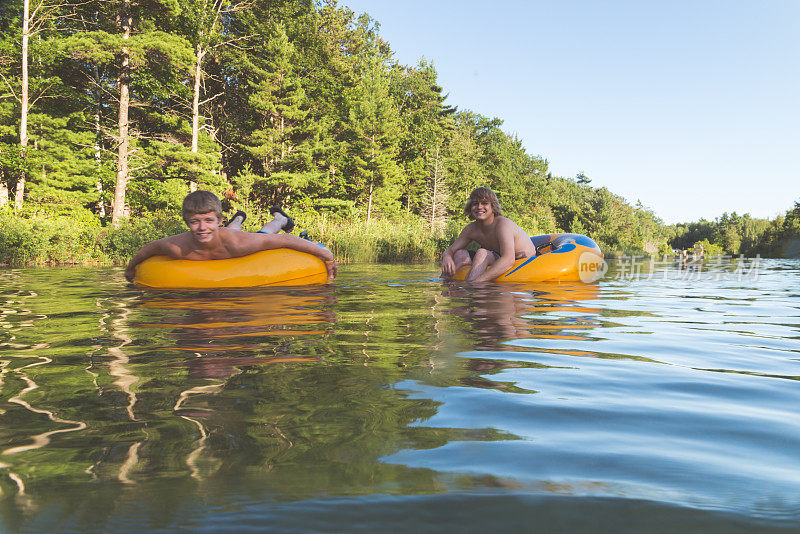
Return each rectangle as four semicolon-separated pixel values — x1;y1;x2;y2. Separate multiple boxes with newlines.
93;61;105;217
112;0;131;225
367;134;374;223
190;43;203;193
430;146;439;232
16;0;30;213
367;181;373;223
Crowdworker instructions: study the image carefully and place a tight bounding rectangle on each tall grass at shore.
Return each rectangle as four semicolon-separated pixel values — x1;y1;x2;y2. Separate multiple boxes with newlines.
230;210;460;263
292;214;459;263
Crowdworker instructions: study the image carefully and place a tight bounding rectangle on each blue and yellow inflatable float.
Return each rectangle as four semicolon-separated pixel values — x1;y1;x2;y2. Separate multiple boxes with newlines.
454;233;604;283
133;249;328;289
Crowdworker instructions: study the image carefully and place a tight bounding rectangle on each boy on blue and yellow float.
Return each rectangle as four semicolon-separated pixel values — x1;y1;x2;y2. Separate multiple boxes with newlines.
441;187;536;282
124;191;337;283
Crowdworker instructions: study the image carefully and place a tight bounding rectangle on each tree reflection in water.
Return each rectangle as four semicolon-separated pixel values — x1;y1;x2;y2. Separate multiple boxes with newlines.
0;269;603;529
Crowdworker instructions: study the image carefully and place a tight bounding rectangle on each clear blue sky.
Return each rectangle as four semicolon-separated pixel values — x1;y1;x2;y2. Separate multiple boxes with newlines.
341;0;799;224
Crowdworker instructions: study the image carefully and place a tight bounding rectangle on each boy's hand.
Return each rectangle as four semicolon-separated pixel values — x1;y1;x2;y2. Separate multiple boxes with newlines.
441;255;456;277
325;260;338;280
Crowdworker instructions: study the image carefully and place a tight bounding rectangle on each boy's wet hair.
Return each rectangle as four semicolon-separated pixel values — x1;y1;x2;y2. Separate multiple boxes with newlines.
464;187;502;219
182;190;223;222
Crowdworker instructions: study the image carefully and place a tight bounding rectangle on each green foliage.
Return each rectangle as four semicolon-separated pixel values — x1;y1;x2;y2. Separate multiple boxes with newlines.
696;238;723;256
97;212;187;262
0;211;185;265
667;210;788;257
750;202;800;258
294;214;456;263
341;45;402;219
0;211;98;264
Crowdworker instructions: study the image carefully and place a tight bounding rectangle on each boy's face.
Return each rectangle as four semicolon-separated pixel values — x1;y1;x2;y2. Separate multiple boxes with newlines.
186;211;221;244
470;199;493;220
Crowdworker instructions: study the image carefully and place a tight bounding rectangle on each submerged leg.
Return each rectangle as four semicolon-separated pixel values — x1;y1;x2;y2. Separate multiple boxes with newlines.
453;249;471;269
465;248;493;281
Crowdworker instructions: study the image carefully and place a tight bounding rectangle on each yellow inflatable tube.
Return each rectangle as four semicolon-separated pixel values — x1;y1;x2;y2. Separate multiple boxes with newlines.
134;249;328;288
454;233;604;283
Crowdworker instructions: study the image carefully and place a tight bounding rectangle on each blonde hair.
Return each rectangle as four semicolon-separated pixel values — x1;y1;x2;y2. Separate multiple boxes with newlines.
463;187;502;219
182;190;222;222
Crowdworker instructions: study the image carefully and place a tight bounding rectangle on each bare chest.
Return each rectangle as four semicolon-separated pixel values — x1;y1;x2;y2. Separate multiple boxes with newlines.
471;226;501;250
177;239;232;261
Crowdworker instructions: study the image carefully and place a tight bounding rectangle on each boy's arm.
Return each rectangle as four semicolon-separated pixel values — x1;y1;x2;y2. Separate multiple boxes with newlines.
234;233;338;279
124;239;175;282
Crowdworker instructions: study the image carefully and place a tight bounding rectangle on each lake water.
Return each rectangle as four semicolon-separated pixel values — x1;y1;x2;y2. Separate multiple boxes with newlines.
0;258;798;533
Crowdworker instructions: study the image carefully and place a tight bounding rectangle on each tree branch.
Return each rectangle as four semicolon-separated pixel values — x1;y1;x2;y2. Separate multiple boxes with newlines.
0;71;21;104
198;92;223;105
210;33;257;51
28;82;56;107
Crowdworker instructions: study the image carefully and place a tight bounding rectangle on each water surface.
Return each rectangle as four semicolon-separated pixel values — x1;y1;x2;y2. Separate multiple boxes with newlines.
0;259;798;532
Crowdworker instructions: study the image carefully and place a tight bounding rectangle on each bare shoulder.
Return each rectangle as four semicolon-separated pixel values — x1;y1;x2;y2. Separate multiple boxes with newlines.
496;217;531;245
495;216;519;232
218;227;244;244
216;227;249;254
157;232;192;256
460;221;481;237
501;216;527;232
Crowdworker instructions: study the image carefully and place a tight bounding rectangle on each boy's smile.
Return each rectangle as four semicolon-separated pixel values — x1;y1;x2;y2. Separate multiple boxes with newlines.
471;200;493;221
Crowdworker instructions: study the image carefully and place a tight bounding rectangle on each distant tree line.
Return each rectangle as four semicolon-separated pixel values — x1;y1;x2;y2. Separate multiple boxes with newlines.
667;203;800;258
0;0;797;260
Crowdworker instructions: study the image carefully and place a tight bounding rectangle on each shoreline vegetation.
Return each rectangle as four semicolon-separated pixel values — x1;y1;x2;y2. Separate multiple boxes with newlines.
0;1;798;266
1;205;799;267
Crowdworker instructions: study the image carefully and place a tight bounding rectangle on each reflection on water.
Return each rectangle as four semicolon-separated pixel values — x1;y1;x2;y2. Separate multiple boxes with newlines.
441;281;601;348
139;289;336;376
0;262;798;532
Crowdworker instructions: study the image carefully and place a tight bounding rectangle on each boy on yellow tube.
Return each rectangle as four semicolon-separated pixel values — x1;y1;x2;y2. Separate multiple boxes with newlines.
124;191;337;282
441;187;536;282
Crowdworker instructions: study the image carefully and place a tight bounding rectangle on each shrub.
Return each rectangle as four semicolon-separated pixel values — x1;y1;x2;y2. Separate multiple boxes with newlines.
0;211;185;265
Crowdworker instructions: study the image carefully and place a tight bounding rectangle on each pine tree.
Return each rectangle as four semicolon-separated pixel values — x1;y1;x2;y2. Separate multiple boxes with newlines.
445;112;488;212
111;0;132;223
99;0;194;222
1;0;79;212
293;1;371;212
342;43;401;221
176;0;248;193
0;1;23;207
244;23;320;207
1;0;112;218
389;59;455;214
